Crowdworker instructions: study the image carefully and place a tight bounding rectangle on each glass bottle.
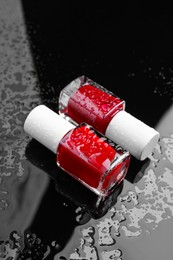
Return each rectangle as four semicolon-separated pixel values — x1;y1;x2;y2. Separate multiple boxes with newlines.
59;75;160;160
24;105;131;197
25;138;124;219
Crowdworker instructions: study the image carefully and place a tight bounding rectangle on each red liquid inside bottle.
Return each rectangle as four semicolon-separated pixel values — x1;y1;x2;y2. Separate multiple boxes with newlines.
24;105;130;196
59;76;160;161
68;84;124;133
59;76;125;134
57;124;130;196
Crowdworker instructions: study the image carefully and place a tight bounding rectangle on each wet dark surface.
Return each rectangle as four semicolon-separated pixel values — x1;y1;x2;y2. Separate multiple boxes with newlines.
0;0;173;259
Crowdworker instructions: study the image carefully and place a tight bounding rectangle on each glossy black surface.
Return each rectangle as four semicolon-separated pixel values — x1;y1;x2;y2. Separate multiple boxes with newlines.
0;1;173;259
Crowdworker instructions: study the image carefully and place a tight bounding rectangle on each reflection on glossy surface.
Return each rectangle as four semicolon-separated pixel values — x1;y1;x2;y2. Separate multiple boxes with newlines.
55;134;173;259
26;139;123;220
0;159;49;239
0;160;49;237
0;0;46;258
1;0;173;259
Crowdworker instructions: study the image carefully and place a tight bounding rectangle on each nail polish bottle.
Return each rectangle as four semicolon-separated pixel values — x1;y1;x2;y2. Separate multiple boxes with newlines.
59;75;160;161
24;105;131;197
25;139;124;219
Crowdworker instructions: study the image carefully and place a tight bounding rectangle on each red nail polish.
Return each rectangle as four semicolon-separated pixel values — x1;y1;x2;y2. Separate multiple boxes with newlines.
59;76;160;160
59;77;125;134
24;105;130;196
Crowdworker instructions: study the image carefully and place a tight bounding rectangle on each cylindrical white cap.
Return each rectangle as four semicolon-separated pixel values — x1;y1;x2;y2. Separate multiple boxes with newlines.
105;110;160;160
24;105;75;154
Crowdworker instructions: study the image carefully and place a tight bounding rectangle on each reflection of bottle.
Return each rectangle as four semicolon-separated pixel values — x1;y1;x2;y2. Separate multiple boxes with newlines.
55;178;124;219
59;75;160;160
26;139;124;219
24;105;130;197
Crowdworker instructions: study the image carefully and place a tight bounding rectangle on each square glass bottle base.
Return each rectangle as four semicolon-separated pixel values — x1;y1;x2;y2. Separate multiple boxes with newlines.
57;123;131;197
59;75;125;134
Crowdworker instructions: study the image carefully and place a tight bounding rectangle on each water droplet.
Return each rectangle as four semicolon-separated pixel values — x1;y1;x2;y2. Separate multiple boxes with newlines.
0;199;8;210
0;177;3;185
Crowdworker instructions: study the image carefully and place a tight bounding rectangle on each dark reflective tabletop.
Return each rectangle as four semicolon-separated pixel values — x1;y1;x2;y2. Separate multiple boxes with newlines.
0;1;173;259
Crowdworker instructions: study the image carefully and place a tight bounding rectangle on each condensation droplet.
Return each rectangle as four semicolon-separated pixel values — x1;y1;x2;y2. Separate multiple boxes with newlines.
55;134;173;259
0;199;8;210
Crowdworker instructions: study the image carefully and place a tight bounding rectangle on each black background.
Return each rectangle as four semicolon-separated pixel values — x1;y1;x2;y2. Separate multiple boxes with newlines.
21;1;173;123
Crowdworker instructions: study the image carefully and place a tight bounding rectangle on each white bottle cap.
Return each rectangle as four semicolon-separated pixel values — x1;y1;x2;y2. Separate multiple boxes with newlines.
24;105;75;154
105;110;160;160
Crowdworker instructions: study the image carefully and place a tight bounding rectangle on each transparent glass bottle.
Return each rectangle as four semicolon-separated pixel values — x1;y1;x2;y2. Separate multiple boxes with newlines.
24;105;131;197
25;138;124;218
59;75;125;133
58;76;160;160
